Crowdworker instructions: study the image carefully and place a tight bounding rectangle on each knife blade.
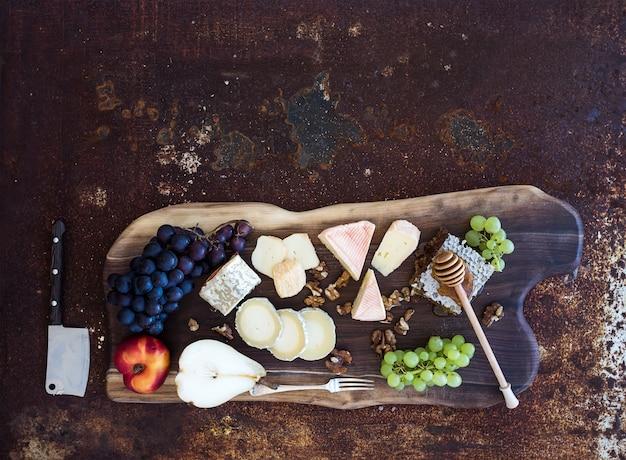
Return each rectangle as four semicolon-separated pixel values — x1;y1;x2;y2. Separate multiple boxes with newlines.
45;219;90;397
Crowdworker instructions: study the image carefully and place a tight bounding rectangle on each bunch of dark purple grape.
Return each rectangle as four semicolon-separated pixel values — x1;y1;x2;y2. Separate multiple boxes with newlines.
107;220;253;335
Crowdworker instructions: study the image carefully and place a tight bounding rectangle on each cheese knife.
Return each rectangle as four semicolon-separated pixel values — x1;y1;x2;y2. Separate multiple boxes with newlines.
45;219;90;397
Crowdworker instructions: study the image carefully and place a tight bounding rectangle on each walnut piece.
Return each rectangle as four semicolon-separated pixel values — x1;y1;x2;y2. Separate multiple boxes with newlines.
380;311;393;324
371;328;397;357
304;295;326;307
325;349;353;374
305;281;323;296
308;261;329;281
336;302;352;315
403;308;415;322
211;323;234;340
335;271;351;289
324;284;341;301
482;302;504;327
188;318;199;332
394;317;410;336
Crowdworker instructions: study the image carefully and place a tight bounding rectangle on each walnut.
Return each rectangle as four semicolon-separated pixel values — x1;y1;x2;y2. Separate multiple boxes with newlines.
335;271;351;289
211;323;234;340
324;284;340;301
383;288;412;310
394;317;409;336
304;295;326;307
371;328;397;357
188;318;199;332
308;261;329;280
336;302;352;315
401;287;411;301
380;311;393;324
403;308;415;322
325;349;353;374
482;302;504;327
305;281;323;296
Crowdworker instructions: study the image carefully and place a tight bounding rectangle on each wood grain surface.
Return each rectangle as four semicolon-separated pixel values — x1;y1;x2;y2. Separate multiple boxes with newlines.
104;185;582;408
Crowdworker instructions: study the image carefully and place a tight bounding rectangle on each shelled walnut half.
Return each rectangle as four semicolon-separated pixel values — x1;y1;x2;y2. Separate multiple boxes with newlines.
325;349;353;374
308;261;329;281
211;323;234;340
336;302;352;315
371;328;397;357
304;295;325;307
482;302;504;327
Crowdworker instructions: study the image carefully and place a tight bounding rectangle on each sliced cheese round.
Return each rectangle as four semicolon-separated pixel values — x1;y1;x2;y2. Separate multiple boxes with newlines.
269;309;308;361
299;308;336;361
235;298;283;349
251;235;288;279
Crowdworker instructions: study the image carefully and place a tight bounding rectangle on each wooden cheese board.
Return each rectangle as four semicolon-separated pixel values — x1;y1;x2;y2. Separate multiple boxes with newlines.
104;185;582;409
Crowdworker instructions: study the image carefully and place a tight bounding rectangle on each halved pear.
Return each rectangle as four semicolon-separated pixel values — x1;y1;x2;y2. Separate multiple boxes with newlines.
235;298;283;349
175;340;266;408
269;309;308;361
251;235;288;278
299;308;336;361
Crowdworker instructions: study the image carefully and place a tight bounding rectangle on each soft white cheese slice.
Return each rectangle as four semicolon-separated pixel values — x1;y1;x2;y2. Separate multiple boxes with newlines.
283;233;320;270
351;269;386;321
372;220;420;276
272;258;306;298
251;235;288;279
235;298;283;349
199;254;261;316
299;308;336;361
269;309;308;361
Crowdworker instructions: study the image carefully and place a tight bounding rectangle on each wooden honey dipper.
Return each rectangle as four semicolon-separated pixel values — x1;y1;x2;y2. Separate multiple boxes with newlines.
433;251;519;409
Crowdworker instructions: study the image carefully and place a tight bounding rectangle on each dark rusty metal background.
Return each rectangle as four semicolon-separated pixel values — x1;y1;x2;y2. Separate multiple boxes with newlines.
1;1;624;458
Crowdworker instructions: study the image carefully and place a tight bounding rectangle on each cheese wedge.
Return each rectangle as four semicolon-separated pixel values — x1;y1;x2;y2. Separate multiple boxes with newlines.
272;258;306;298
372;220;421;276
299;308;336;361
269;309;308;361
351;269;386;321
318;220;375;280
235;298;283;349
283;233;320;270
251;235;288;278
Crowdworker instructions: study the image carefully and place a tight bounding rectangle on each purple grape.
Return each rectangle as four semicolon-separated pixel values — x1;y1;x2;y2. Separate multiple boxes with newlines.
107;273;119;288
157;224;176;244
157;296;167;305
171;233;191;253
118;294;132;307
188;240;207;261
131;296;145;313
163;302;179;313
128;322;143;333
177;255;194;275
215;225;234;243
230;236;246;253
137;258;156;275
235;220;253;237
114;275;132;294
143;241;162;258
156;250;178;271
209;244;226;267
180;280;194;295
166;286;184;302
157;312;168;322
117;308;135;326
130;256;143;272
106;290;120;305
133;275;153;295
190;264;203;278
151;271;168;288
199;261;210;275
146;299;163;316
166;269;185;287
148;320;164;335
137;313;155;329
146;286;163;300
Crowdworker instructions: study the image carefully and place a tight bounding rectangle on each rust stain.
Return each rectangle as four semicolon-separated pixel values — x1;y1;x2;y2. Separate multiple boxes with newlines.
286;72;364;168
211;130;256;171
95;80;122;111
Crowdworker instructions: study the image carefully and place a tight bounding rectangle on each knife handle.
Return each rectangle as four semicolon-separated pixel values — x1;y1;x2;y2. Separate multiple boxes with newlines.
50;219;65;326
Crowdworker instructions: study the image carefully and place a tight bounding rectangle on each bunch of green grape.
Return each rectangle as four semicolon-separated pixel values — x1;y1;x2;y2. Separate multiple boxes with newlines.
464;215;514;272
380;335;475;391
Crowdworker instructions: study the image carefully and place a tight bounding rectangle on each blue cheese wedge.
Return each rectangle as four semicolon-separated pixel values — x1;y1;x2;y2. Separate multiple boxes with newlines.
414;234;494;314
199;254;261;316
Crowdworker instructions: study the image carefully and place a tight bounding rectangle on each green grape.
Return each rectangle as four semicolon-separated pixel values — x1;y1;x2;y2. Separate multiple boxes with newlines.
428;351;437;361
426;380;435;387
414;347;427;355
413;379;427;392
454;353;470;367
387;373;401;388
465;230;481;247
420;370;433;382
419;351;430;361
380;363;393;377
486;240;496;250
491;258;505;272
481;249;493;259
460;342;475;358
451;335;465;347
394;350;405;361
383;351;397;365
427;336;444;352
434;357;447;369
403;351;419;368
470;215;486;232
499;239;515;254
447;372;462;388
478;241;487;251
444;363;458;372
403;372;415;383
493;229;506;242
484;216;501;234
446;349;460;361
443;343;457;355
432;371;448;387
395;382;405;391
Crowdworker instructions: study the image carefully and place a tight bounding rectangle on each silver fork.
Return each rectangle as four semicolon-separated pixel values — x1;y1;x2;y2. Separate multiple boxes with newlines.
249;377;375;396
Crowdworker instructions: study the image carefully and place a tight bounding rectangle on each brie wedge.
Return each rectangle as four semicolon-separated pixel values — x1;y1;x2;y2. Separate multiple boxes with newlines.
318;220;376;280
372;220;421;276
351;269;386;321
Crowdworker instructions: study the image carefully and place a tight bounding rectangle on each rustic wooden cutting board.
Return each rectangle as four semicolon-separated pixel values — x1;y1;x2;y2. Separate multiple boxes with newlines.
104;185;582;408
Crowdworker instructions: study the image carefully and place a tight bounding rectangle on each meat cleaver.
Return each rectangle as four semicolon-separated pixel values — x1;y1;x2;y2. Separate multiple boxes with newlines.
45;219;90;396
